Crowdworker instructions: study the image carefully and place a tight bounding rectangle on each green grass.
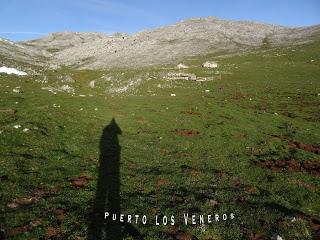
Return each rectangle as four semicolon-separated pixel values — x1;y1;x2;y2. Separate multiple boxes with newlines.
0;41;319;239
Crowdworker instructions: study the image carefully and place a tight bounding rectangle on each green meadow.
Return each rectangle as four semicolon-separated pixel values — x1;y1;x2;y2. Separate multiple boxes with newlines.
0;41;319;239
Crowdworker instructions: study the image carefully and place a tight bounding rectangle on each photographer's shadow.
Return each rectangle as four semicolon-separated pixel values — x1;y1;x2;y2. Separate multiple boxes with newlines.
88;118;143;240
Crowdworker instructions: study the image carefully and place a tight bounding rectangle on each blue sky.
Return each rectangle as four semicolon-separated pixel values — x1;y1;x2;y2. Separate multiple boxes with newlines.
0;0;319;41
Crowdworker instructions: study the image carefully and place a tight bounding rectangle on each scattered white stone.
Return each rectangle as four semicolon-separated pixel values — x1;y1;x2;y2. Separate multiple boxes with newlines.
0;66;27;76
42;85;74;94
170;93;176;97
159;137;163;139
12;88;21;93
275;234;283;240
318;93;320;96
13;125;21;129
202;61;218;68
290;217;296;222
249;98;252;101
109;78;143;94
0;130;3;134
15;102;19;104
166;72;196;81
80;108;83;111
94;108;98;111
60;75;74;83
60;85;74;93
22;128;29;132
79;94;86;97
274;112;279;116
177;63;189;69
36;76;48;84
89;80;95;88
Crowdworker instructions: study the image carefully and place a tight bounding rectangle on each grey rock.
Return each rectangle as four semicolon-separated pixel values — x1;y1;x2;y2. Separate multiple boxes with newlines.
166;72;197;81
202;61;218;68
1;17;319;70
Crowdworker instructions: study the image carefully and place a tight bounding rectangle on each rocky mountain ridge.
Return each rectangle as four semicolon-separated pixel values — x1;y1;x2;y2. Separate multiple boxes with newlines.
1;17;320;70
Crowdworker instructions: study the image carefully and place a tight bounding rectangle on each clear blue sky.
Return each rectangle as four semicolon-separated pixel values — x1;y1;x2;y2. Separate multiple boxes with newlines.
1;0;319;41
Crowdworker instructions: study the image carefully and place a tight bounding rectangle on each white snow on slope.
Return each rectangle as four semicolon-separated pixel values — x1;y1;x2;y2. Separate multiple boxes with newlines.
0;37;14;45
0;66;27;76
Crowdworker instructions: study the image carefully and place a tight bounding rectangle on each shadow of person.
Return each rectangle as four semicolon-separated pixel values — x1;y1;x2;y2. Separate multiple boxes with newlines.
88;118;143;240
88;118;122;240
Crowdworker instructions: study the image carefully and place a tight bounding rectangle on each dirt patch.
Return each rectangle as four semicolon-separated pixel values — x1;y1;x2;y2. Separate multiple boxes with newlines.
7;186;59;209
158;179;168;186
180;111;202;116
180;165;203;178
303;160;320;175
49;208;66;222
174;230;198;240
175;130;200;137
289;179;318;190
288;141;320;154
31;187;55;199
46;226;61;239
271;135;320;155
7;219;42;237
281;111;298;118
7;197;37;209
0;108;17;115
71;175;94;188
255;158;320;175
290;215;320;232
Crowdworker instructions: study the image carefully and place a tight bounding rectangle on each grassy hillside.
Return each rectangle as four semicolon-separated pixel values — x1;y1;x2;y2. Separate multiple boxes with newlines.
0;41;319;239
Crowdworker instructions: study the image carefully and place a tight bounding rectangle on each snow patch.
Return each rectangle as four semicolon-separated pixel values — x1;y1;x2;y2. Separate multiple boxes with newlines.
0;66;27;76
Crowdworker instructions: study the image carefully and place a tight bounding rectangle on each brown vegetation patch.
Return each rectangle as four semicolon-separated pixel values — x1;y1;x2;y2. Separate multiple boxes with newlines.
180;111;202;116
7;219;42;237
288;179;318;190
255;158;320;175
174;230;198;240
71;175;94;188
180;165;203;178
0;108;17;115
271;135;319;154
49;208;66;222
7;186;59;209
158;179;168;186
7;197;37;209
288;141;320;154
175;129;200;137
46;226;61;239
